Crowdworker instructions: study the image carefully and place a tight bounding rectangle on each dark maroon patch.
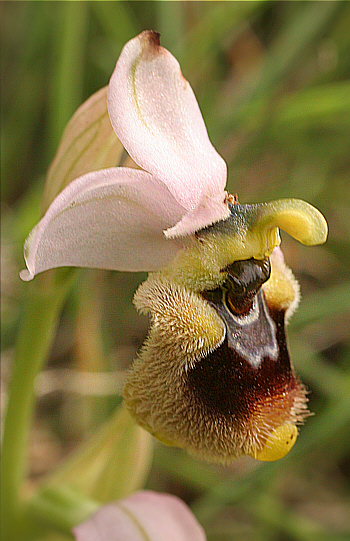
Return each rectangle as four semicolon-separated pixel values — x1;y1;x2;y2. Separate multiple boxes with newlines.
188;257;304;426
186;305;295;421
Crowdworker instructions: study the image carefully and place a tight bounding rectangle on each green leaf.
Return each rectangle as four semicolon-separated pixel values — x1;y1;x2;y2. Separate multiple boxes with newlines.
39;405;153;504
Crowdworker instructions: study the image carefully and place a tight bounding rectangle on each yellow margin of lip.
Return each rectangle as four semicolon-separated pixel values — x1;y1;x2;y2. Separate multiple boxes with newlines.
249;423;298;461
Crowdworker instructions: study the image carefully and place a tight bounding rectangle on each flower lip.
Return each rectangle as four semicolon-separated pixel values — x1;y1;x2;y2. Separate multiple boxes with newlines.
184;295;309;460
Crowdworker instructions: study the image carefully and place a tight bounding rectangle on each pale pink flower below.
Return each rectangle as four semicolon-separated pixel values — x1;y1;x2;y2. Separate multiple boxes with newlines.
72;491;206;541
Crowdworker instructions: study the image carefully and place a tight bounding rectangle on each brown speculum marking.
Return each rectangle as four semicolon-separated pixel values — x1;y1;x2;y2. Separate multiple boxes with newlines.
189;257;305;425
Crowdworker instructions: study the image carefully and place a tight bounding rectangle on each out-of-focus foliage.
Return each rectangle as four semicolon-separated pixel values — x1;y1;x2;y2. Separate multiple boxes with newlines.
1;2;349;540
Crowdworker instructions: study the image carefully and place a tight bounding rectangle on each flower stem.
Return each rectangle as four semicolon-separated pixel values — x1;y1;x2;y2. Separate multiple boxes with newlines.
1;269;76;541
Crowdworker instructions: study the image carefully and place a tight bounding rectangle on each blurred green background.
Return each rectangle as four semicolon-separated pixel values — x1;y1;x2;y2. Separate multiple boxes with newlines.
1;1;350;540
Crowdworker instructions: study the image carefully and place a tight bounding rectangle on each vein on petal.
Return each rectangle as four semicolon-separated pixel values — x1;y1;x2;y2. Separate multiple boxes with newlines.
49;107;110;187
117;503;153;541
130;52;155;135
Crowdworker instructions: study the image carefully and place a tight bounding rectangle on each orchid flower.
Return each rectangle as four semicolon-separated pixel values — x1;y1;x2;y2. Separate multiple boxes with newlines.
21;31;328;463
73;490;206;541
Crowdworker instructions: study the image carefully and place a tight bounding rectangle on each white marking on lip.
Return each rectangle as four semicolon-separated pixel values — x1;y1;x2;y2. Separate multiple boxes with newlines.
219;291;279;368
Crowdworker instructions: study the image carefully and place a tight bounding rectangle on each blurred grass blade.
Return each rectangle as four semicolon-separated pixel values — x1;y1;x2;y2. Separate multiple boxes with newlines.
290;282;350;329
177;1;264;70
91;1;139;49
291;339;349;399
275;81;350;127
157;1;185;50
217;1;342;132
48;2;88;152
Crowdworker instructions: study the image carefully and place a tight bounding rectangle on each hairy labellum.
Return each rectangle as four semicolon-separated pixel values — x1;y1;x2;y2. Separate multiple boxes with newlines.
124;221;310;463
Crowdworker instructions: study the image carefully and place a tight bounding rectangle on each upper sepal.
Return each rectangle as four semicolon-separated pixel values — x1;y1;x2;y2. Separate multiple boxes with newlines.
107;31;229;231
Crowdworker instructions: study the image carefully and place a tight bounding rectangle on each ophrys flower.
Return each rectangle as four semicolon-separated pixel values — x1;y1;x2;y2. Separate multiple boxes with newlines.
21;31;328;463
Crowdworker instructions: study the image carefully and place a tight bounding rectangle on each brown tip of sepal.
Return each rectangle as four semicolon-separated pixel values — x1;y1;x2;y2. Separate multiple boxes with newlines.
143;30;161;49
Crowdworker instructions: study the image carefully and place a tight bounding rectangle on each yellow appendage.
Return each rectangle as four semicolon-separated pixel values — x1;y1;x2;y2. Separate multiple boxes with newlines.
249;423;298;461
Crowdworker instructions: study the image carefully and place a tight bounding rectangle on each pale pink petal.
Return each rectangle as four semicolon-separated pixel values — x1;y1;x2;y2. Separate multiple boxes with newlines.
20;168;185;281
73;491;206;541
108;31;229;225
164;193;231;238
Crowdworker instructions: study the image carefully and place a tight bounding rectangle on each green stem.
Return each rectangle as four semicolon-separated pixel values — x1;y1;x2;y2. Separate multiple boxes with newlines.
1;269;76;541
